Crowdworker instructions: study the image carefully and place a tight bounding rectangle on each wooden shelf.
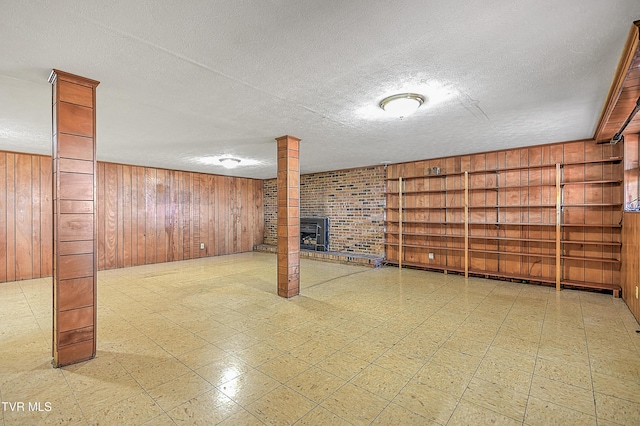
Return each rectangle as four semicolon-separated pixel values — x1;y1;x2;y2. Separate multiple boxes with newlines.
467;164;557;174
385;148;623;295
561;255;620;264
469;236;555;243
469;204;556;208
468;270;556;284
561;157;623;166
562;203;623;207
468;249;556;259
468;222;556;226
561;280;621;295
387;243;466;251
470;183;556;190
385;171;465;181
385;231;464;238
385;189;464;195
387;206;464;210
562;223;622;228
561;240;621;246
561;180;622;185
385;220;465;225
386;259;466;273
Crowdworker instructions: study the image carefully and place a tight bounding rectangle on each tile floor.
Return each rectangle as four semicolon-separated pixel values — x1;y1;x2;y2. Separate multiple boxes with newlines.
1;252;640;425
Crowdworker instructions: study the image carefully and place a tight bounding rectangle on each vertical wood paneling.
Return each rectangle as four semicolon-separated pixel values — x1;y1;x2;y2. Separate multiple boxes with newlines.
41;158;52;277
116;165;124;268
199;174;209;256
622;212;640;322
156;168;167;264
136;167;146;266
145;167;157;265
192;173;200;258
0;151;264;283
123;165;132;268
104;163;117;269
182;172;190;260
0;153;7;282
96;162;105;271
15;154;33;280
32;156;41;278
6;153;15;282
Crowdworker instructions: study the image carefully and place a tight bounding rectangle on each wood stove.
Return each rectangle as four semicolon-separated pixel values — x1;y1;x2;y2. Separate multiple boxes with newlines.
300;217;329;251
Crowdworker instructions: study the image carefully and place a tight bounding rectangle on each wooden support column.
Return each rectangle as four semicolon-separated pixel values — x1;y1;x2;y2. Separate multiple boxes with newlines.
49;70;99;367
398;177;403;269
555;163;561;291
276;135;301;298
464;171;469;278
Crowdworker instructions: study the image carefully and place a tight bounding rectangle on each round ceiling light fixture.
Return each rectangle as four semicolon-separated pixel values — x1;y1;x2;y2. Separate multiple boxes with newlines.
379;93;426;118
219;157;241;169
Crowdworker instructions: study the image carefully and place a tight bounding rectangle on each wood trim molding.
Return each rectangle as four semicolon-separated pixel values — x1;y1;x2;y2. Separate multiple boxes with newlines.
593;21;640;142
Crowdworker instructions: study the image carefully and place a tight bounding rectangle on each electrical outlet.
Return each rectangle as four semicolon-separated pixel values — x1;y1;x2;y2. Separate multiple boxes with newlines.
200;243;205;250
428;253;434;260
636;285;638;300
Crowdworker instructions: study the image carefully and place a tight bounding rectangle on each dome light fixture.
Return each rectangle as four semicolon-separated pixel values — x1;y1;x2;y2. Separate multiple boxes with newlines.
379;93;426;118
219;157;241;169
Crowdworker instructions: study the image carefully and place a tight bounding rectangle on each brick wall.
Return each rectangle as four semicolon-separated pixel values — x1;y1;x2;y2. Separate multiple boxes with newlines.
264;166;386;256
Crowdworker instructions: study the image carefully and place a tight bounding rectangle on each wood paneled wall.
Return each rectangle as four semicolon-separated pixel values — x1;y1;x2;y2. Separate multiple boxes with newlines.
0;151;264;283
385;140;624;294
96;162;263;270
621;212;640;322
0;152;53;283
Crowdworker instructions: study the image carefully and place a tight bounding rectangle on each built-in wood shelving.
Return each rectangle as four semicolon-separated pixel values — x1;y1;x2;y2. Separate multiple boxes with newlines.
384;142;623;296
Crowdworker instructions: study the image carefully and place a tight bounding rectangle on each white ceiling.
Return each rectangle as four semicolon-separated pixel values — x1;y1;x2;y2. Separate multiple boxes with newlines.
1;1;639;179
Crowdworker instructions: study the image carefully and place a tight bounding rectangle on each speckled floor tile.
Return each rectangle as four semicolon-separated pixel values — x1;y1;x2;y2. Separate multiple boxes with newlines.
529;374;595;416
351;364;409;401
594;392;640;425
147;371;213;411
370;402;438;425
2;255;639;425
218;369;279;406
449;400;521;426
167;388;240;425
462;377;528;422
247;385;316;425
524;395;596;426
296;405;351;425
321;382;388;425
257;353;311;383
392;379;459;424
285;366;345;404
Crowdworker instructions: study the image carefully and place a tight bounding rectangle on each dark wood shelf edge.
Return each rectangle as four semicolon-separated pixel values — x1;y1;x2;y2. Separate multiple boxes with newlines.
561;280;621;297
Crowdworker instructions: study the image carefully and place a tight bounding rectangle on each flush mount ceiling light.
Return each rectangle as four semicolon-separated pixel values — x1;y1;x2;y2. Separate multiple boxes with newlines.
379;93;426;118
219;157;241;169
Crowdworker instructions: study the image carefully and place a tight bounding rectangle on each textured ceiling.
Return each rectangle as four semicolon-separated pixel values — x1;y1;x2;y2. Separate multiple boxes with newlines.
1;1;639;179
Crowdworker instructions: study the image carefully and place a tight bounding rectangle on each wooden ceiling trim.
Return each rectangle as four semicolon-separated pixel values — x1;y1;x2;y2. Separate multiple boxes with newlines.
594;21;640;143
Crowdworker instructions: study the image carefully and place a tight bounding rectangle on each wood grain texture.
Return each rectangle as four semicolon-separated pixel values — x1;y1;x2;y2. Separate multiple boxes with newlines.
51;69;99;367
58;102;93;137
58;80;93;108
386;140;622;292
594;22;640;142
56;340;93;366
58;134;93;161
0;153;53;282
92;163;263;272
621;212;640;323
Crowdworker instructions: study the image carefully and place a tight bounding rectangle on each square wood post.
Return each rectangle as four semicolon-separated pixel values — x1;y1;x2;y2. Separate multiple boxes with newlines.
276;135;300;298
49;69;99;367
